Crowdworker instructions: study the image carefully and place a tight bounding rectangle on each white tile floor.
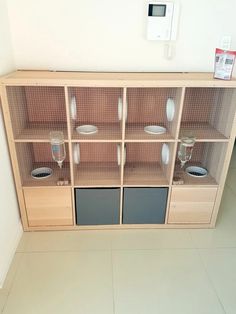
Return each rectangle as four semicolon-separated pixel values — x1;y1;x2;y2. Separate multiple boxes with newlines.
1;145;236;314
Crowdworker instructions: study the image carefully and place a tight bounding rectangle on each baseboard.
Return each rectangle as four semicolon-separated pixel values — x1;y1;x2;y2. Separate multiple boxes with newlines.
0;221;23;288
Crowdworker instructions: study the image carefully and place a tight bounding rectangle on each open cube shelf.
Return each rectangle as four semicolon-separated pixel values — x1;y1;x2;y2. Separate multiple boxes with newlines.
74;142;121;186
179;88;236;141
125;88;182;140
124;142;174;186
173;142;228;186
15;142;71;187
7;86;67;141
2;71;236;230
68;87;122;141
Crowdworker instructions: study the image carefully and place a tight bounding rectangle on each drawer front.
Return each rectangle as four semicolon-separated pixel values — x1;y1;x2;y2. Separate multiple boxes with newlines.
123;187;168;224
24;188;73;227
75;188;120;225
168;187;217;224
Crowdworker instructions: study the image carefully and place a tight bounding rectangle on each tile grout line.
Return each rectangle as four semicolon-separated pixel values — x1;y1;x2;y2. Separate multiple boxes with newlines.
188;226;227;314
195;248;227;314
110;250;116;314
1;253;24;314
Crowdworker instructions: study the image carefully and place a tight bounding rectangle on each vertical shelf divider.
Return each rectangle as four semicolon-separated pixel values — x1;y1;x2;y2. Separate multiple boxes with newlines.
165;87;186;224
0;86;29;229
119;87;127;224
64;86;76;226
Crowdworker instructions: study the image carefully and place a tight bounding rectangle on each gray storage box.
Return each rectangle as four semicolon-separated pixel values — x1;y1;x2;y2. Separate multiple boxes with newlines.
75;188;120;225
123;187;168;224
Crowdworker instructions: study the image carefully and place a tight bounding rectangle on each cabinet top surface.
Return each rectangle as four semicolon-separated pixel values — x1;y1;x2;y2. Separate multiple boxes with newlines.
1;70;236;87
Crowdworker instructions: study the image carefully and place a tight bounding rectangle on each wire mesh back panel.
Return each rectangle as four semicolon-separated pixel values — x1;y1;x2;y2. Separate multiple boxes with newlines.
6;86;67;140
16;142;70;187
75;142;121;186
124;143;169;185
68;87;122;140
126;88;178;140
180;88;236;140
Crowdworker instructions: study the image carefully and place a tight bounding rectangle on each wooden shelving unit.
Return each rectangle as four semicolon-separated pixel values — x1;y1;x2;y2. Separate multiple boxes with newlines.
1;71;236;231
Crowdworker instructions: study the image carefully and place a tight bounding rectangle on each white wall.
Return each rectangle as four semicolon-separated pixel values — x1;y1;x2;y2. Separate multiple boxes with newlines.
6;0;236;72
0;0;22;288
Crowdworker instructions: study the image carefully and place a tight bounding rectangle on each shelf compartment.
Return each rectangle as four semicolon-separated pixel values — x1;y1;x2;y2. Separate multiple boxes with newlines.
173;142;228;186
7;86;68;141
125;88;182;140
68;87;122;141
75;188;120;225
179;88;236;140
123;187;168;224
15;142;71;187
124;142;174;185
74;143;121;186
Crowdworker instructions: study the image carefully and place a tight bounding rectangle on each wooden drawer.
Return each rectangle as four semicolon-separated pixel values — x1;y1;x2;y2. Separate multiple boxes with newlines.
24;187;73;227
168;187;217;224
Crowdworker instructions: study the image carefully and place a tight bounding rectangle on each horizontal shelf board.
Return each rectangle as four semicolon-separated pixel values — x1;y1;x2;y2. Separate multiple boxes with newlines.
123;184;169;187
72;123;122;141
27;223;213;231
74;185;121;188
173;163;218;186
125;124;174;141
22;162;71;187
179;122;227;141
124;139;176;143
14;122;68;141
3;71;236;88
74;162;121;186
124;162;169;185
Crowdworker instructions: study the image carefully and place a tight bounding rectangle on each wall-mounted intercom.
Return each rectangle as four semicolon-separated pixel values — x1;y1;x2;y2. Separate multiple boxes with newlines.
147;1;179;41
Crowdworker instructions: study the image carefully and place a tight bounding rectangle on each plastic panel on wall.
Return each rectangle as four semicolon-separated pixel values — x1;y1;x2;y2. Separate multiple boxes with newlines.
75;188;120;225
123;187;168;224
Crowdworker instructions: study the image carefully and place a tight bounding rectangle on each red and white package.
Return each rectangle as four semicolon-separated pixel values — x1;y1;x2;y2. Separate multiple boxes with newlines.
214;48;236;80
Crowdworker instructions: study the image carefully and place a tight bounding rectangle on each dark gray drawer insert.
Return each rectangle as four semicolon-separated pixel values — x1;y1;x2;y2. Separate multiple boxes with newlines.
123;187;168;224
75;188;120;225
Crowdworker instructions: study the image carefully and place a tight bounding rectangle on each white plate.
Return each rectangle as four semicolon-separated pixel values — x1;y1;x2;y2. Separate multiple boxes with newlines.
161;143;170;165
118;97;128;121
31;167;53;180
73;143;80;165
125;99;128;121
117;144;126;166
124;145;126;165
185;166;208;178
117;144;121;166
144;125;167;135
70;96;77;120
166;98;175;122
118;97;122;121
76;125;98;135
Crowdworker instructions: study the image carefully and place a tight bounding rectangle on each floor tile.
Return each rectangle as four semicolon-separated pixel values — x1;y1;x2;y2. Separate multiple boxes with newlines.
229;144;236;169
17;230;112;252
226;168;236;194
0;253;23;292
3;251;113;314
111;229;193;250
199;248;236;314
0;291;8;313
112;249;224;314
0;253;23;313
190;186;236;248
